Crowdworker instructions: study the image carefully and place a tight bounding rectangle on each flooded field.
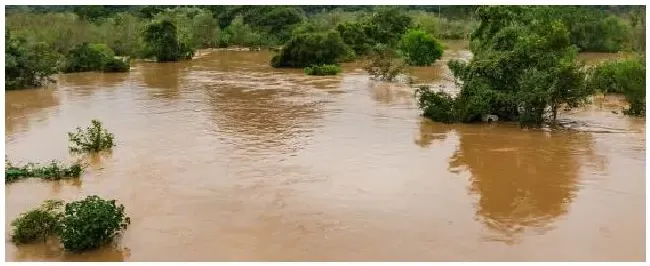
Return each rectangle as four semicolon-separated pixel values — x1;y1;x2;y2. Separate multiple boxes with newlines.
4;43;645;261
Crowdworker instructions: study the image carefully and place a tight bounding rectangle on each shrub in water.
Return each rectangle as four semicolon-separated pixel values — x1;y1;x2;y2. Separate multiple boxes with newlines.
271;30;353;68
304;64;342;76
63;43;130;73
10;200;64;244
58;195;130;252
363;45;407;82
68;120;115;153
415;86;458;123
587;57;646;116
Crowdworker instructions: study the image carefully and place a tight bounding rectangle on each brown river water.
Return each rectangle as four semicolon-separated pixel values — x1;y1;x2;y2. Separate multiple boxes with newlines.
4;42;646;261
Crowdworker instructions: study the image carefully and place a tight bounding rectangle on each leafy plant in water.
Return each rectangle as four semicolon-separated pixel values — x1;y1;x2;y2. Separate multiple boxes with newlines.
68;120;115;153
587;57;646;116
10;200;64;244
363;45;407;82
415;86;457;124
58;195;131;252
5;159;83;183
304;64;342;76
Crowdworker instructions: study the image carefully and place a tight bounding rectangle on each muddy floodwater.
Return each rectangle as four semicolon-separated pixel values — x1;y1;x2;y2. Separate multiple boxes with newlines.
4;43;646;261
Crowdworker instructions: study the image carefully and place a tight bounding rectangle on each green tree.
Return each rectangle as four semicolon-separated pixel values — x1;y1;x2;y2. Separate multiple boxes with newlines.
366;7;412;46
192;10;220;48
398;28;444;66
419;6;591;125
271;30;353;68
143;18;190;62
221;15;259;47
5;30;59;90
254;7;304;43
336;21;373;56
588;57;646;116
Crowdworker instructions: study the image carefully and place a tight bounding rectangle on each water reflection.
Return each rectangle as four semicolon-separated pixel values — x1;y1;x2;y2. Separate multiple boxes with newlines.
5;88;60;136
12;239;130;262
204;85;325;154
138;62;188;99
447;126;601;244
414;119;455;148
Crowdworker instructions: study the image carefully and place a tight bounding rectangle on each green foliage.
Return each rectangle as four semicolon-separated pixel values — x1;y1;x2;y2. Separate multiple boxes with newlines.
336;22;373;56
253;7;304;43
67;120;115;153
143;18;193;62
219;15;261;47
363;45;407;81
5;30;59;90
415;87;457;123
10;200;64;244
5;160;83;183
409;11;477;40
271;31;353;68
366;7;412;46
58;195;130;252
63;43;129;73
304;64;342;76
588;57;646;116
423;6;591;125
398;29;444;66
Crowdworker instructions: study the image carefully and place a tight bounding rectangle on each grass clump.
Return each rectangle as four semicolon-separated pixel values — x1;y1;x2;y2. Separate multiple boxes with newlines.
68;120;115;153
304;64;342;76
5;159;83;183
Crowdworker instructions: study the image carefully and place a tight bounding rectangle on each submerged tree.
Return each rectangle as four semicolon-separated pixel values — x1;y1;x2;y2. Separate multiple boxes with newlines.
271;30;353;68
63;43;129;73
143;18;193;62
417;6;591;125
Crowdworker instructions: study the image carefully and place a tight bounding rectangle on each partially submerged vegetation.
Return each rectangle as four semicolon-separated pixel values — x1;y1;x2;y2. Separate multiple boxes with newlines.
10;196;130;252
414;6;643;126
587;57;646;116
68;120;115;153
63;43;129;73
5;160;83;183
5;6;644;90
304;64;342;76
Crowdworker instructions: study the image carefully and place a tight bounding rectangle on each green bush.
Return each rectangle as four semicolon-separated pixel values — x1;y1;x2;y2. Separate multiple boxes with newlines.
68;120;115;153
58;195;130;252
588;57;646;116
5;160;83;183
63;43;129;73
415;86;457;123
5;29;59;90
10;200;64;244
398;28;444;66
271;30;353;68
304;64;342;76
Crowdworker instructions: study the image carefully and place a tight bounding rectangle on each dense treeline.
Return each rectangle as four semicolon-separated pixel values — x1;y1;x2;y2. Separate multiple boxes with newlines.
5;5;645;90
